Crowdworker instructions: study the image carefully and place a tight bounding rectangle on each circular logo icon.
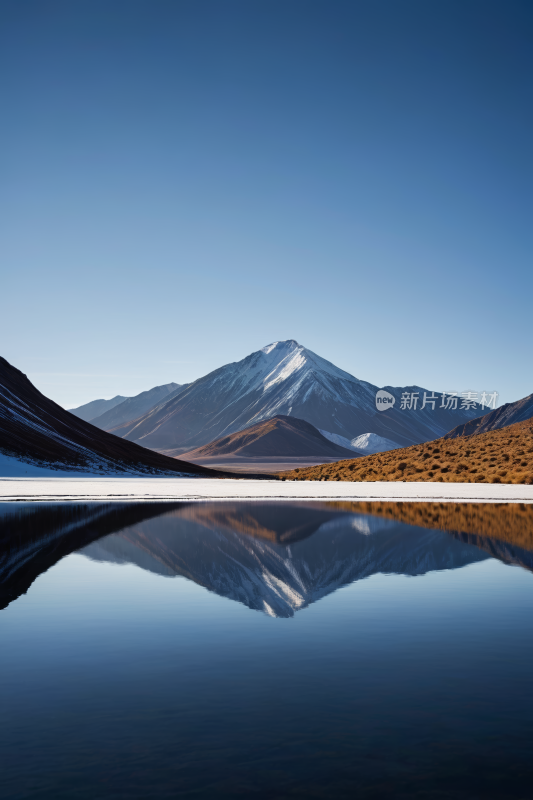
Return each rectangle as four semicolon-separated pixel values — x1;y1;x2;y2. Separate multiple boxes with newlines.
375;389;395;412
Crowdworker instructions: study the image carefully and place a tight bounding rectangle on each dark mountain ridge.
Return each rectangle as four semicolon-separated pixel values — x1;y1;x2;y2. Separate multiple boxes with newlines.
445;392;533;438
0;357;215;476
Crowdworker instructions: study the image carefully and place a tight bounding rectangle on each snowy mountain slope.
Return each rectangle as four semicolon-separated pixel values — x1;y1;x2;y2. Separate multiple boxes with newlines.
0;450;109;478
112;340;484;451
79;502;490;617
0;357;214;476
318;429;361;451
69;395;127;422
89;382;184;431
350;432;401;454
319;429;401;454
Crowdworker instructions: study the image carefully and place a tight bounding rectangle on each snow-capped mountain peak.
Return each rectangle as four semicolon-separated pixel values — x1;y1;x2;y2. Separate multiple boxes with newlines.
255;340;361;394
260;340;298;356
115;340;484;451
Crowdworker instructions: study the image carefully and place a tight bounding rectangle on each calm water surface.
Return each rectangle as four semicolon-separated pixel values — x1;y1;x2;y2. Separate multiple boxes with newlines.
1;501;533;799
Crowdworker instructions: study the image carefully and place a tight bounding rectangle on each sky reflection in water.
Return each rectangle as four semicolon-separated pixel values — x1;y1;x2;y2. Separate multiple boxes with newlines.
1;501;533;799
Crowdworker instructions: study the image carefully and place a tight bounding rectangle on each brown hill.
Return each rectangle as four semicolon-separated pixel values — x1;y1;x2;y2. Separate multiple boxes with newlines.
180;415;359;459
0;356;216;476
279;418;533;484
444;392;533;438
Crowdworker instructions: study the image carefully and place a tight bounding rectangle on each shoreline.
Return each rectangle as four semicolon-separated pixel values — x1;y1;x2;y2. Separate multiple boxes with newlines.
1;477;533;503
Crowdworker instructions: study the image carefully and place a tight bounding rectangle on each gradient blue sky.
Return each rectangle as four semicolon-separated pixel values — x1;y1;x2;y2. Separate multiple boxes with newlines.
2;0;531;408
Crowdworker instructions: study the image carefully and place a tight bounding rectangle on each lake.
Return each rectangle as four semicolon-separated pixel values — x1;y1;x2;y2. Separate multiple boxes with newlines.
1;500;533;798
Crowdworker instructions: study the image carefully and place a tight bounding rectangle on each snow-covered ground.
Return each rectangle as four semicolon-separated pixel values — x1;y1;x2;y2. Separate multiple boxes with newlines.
0;451;96;478
0;451;185;479
0;477;532;503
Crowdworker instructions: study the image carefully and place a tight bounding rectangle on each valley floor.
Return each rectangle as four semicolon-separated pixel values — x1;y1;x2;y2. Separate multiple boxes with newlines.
1;477;532;503
181;455;349;473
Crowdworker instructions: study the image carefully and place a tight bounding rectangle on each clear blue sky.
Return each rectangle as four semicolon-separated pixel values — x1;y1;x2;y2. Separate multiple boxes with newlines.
2;0;531;408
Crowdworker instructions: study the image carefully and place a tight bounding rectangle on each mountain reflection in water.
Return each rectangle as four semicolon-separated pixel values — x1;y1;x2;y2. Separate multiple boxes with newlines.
2;500;533;616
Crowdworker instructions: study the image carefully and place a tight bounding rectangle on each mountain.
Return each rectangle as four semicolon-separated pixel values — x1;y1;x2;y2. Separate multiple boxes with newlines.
180;415;358;459
283;417;533;485
89;383;185;431
0;357;215;476
445;392;533;438
319;429;401;454
69;383;181;426
69;395;127;422
111;340;482;452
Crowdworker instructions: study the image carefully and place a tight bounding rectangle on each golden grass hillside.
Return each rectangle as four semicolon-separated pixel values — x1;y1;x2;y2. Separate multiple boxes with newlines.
279;418;533;484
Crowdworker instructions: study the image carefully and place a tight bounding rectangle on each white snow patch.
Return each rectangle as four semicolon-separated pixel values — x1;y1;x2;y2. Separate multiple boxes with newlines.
0;451;98;478
319;430;401;455
0;477;532;503
0;449;192;479
350;433;401;455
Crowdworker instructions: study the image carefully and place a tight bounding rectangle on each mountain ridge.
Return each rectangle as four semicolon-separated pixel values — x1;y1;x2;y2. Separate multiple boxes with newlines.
110;340;483;452
89;382;185;431
70;382;181;427
180;415;359;459
0;357;217;476
69;395;127;422
445;392;533;438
